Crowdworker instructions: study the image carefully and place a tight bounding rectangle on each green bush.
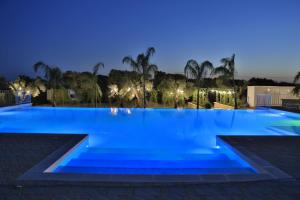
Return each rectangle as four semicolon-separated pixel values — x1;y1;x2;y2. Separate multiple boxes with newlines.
204;102;212;109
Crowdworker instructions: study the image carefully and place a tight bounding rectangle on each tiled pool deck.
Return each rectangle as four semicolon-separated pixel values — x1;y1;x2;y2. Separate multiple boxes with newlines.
1;134;300;199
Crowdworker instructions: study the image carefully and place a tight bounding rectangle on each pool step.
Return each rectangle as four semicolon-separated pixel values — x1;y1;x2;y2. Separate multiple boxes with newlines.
76;152;229;161
54;166;254;175
66;158;242;169
86;147;219;154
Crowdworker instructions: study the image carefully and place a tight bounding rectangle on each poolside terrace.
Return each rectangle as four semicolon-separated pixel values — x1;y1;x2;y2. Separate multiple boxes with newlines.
1;134;300;199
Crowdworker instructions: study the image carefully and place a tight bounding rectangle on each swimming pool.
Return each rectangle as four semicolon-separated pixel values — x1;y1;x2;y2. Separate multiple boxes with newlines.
0;106;299;175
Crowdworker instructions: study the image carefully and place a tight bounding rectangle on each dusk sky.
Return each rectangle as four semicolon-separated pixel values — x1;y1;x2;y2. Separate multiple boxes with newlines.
0;0;299;81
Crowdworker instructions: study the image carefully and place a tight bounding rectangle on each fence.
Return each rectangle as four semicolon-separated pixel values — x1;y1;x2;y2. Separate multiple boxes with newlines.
0;90;15;106
0;90;32;107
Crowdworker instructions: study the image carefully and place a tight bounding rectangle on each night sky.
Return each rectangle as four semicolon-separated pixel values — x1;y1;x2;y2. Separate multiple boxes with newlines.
0;0;299;81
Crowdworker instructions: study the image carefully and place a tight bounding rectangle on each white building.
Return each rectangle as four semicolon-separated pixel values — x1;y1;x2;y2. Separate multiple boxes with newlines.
247;86;298;107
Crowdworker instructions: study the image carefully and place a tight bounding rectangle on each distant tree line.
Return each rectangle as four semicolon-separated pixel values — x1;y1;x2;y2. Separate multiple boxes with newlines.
0;47;299;109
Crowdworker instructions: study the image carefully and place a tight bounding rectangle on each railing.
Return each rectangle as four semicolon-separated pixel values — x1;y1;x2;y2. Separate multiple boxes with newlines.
0;90;15;107
0;90;32;107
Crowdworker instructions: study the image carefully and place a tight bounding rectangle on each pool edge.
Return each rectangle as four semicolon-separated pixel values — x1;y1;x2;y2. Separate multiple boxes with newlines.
16;135;294;187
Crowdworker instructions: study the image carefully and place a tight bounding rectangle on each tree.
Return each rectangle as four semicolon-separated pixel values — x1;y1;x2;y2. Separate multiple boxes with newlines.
63;71;81;89
123;47;158;108
108;84;119;105
184;59;214;109
214;54;238;109
293;71;300;96
108;69;148;107
157;78;186;108
33;62;63;106
92;63;104;107
9;76;46;99
119;79;142;107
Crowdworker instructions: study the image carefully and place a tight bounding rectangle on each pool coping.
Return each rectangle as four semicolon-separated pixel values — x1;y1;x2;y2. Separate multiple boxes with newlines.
16;134;294;187
0;103;32;111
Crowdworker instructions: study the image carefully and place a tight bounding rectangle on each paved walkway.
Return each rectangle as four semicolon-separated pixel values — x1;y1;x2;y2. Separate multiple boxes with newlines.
1;134;300;200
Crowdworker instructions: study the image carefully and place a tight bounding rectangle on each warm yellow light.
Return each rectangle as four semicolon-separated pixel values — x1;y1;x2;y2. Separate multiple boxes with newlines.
126;109;131;114
177;89;184;94
110;108;118;115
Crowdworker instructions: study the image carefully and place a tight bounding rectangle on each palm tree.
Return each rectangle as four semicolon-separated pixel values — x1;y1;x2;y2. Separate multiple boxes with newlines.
214;54;238;109
92;63;104;107
33;62;63;106
122;47;158;108
184;59;214;109
293;71;300;96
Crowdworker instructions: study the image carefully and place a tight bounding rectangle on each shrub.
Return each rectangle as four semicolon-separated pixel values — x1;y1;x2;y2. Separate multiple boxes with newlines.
204;102;212;109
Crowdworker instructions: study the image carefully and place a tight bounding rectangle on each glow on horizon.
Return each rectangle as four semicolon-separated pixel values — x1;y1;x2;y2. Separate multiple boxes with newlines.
0;0;299;81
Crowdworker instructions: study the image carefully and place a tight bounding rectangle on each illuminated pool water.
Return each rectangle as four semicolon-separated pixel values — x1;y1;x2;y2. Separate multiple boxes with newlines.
0;106;299;175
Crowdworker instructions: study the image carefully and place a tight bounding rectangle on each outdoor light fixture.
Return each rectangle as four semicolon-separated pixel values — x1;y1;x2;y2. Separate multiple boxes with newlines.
177;89;184;94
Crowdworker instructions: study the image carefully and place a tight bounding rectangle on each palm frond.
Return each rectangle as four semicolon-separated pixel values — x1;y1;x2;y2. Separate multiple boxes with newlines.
294;71;300;83
96;84;102;97
33;61;47;72
220;58;229;65
292;84;300;95
213;66;231;76
146;64;158;75
201;61;213;70
93;62;104;75
200;61;214;77
33;61;50;79
184;59;198;79
123;56;141;73
145;47;155;59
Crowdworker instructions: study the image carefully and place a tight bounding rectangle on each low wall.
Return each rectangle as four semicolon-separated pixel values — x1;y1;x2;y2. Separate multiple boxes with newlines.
214;102;234;109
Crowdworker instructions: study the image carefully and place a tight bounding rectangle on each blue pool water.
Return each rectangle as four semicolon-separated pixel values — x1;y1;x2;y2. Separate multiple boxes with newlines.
0;106;299;175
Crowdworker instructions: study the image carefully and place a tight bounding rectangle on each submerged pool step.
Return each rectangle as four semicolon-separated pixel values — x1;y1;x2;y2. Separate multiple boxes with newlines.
75;152;229;161
54;166;254;175
66;158;242;169
86;147;218;154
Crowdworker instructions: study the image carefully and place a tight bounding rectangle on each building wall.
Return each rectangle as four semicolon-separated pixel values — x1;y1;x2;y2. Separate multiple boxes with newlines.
247;86;298;107
247;86;256;107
